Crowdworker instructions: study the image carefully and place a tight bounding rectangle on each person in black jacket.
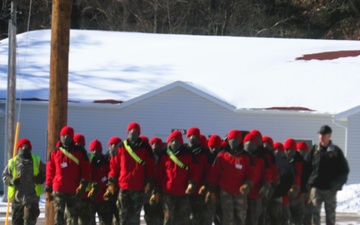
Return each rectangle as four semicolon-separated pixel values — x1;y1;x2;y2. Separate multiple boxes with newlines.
302;125;350;225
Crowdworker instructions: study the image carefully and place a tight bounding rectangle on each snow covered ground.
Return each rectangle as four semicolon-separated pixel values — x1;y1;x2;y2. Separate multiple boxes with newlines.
0;184;359;224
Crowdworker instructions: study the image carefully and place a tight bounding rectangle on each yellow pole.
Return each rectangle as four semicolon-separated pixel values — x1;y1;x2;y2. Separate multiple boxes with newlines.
5;122;21;225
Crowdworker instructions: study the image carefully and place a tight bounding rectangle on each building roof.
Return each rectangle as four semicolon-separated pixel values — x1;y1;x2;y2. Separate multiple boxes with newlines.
0;29;360;115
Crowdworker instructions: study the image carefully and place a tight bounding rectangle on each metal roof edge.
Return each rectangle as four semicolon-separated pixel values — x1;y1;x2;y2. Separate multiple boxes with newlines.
235;107;333;117
118;80;237;111
334;105;360;121
0;100;122;109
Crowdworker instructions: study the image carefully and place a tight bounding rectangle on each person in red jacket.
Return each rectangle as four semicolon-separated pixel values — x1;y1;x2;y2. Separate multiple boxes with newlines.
72;133;94;225
105;136;122;225
208;129;255;225
86;139;113;225
105;122;155;225
151;130;199;225
249;130;278;225
284;138;304;225
144;137;165;225
206;134;223;225
244;133;272;225
74;133;86;148
268;142;288;225
185;127;211;225
45;126;91;225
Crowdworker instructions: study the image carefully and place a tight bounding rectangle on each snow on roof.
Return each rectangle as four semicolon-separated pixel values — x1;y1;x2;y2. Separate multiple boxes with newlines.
0;29;360;114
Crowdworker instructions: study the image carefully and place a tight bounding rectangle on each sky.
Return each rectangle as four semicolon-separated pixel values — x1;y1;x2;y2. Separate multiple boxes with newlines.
0;30;360;114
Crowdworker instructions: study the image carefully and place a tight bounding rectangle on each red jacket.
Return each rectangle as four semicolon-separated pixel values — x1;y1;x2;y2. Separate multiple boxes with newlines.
46;144;91;193
156;146;199;195
186;145;211;194
261;146;279;185
248;156;272;200
90;154;110;202
108;139;155;191
208;149;255;194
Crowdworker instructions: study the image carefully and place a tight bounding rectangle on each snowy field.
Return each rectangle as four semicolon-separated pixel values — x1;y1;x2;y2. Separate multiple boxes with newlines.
0;184;359;224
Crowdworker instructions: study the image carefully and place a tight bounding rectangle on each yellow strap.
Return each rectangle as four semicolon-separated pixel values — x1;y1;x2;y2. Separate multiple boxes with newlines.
59;147;79;165
123;140;145;165
166;148;188;170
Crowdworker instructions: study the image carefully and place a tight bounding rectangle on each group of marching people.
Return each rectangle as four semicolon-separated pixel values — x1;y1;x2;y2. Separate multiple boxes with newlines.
2;122;349;225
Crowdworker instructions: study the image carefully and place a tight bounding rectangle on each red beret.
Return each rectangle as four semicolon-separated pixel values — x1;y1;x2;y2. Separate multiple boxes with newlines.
186;127;201;139
127;122;141;135
74;133;86;146
200;134;208;148
108;136;122;146
250;129;262;139
297;141;309;152
140;136;149;143
60;126;74;138
284;138;297;150
227;130;242;141
149;137;163;147
89;139;103;152
17;138;32;151
167;130;183;145
262;136;273;147
208;134;222;148
243;133;258;145
273;142;284;152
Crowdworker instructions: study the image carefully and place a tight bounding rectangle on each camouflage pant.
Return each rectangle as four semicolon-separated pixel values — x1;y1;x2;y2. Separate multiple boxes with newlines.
117;189;144;225
53;191;79;225
281;203;291;225
77;198;95;225
189;194;214;225
220;189;247;225
144;201;164;225
246;198;262;225
109;198;120;225
289;197;304;225
258;186;274;225
213;197;222;225
105;192;120;225
303;197;313;225
310;187;337;225
92;201;114;225
267;197;283;225
162;193;191;225
11;201;40;225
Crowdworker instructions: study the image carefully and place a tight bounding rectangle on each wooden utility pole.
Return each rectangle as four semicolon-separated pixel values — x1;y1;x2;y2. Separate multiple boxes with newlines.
3;0;17;202
46;0;71;223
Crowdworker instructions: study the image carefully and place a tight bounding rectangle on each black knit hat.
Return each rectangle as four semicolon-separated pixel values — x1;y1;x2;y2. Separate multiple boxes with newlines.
318;125;332;135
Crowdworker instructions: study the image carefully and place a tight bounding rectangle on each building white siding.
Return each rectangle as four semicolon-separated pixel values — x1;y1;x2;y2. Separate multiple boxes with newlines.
0;85;354;191
2;87;347;160
346;113;360;184
13;103;49;161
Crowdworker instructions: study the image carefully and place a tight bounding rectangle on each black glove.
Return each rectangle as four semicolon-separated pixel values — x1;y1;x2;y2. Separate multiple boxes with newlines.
259;182;271;198
11;176;20;186
288;185;299;199
76;179;88;197
88;182;100;199
32;175;43;184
